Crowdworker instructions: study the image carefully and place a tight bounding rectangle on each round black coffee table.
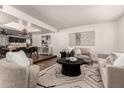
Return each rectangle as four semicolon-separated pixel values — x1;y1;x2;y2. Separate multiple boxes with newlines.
57;58;86;76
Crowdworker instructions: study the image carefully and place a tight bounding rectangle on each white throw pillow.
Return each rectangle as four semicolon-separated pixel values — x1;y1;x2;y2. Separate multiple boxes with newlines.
113;54;124;66
106;53;117;65
112;52;124;57
75;48;81;55
6;50;30;66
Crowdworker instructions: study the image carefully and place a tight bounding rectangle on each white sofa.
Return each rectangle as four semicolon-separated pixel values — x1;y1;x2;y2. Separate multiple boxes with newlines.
0;58;40;88
74;48;98;64
98;52;124;88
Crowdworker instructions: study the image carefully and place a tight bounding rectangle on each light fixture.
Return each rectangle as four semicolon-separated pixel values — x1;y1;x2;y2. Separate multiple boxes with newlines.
3;21;24;31
3;20;40;32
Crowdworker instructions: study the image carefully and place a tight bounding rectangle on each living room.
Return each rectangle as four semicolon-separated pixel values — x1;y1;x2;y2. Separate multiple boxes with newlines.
1;1;124;90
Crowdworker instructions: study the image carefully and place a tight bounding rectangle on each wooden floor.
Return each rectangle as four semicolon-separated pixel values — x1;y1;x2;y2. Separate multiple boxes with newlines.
32;54;57;63
35;57;57;70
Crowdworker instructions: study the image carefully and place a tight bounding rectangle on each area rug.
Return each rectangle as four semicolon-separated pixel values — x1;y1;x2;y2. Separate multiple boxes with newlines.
37;63;104;88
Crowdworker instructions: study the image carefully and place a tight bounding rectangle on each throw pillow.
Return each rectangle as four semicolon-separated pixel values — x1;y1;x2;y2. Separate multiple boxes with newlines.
75;48;81;55
80;48;90;55
112;52;124;57
113;54;124;66
6;50;30;66
106;53;117;65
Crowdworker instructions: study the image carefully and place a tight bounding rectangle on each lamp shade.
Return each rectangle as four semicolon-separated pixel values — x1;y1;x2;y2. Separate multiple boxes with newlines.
68;47;74;53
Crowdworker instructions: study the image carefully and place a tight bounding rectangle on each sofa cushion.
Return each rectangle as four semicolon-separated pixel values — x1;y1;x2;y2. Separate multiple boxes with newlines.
76;55;91;62
6;50;30;66
113;54;124;66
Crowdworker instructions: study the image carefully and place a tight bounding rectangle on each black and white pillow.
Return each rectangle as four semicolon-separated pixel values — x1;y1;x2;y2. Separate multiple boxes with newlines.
106;53;117;65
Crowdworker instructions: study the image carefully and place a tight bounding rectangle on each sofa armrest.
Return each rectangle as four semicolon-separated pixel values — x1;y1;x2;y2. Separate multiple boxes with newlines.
28;65;40;88
106;66;124;88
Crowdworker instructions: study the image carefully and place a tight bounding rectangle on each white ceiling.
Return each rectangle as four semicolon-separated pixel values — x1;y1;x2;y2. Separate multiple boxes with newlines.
0;11;46;33
0;11;17;25
13;5;124;29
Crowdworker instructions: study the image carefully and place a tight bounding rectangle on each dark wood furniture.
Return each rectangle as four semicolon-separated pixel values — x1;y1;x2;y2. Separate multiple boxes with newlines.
0;46;6;58
60;50;75;58
60;52;67;58
57;58;87;76
1;46;38;58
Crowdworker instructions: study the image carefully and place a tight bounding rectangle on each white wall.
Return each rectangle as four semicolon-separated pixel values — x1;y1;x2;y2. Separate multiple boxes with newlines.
32;22;118;56
32;32;57;55
117;15;124;51
53;22;117;56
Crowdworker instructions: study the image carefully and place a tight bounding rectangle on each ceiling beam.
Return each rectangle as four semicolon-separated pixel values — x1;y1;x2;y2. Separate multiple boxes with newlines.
0;5;57;32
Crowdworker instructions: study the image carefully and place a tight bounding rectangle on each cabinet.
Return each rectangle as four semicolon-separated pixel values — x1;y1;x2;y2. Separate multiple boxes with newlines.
0;35;8;46
41;35;51;55
32;34;52;55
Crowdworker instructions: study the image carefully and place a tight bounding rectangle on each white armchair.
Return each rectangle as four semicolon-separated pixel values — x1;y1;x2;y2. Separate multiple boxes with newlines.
98;52;124;88
74;48;98;64
106;66;124;88
0;58;40;88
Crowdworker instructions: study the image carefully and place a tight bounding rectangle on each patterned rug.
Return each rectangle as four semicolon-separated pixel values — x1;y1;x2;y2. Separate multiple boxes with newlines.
37;63;104;88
